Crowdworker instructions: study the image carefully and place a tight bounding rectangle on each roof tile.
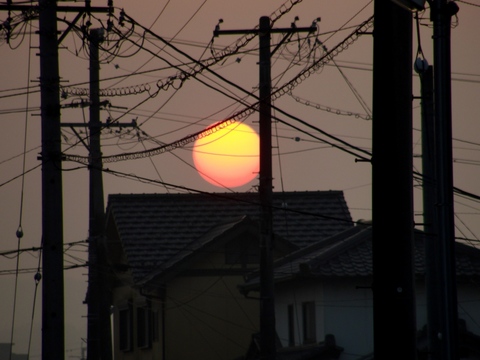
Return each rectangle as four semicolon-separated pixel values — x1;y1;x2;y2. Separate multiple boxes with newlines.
106;191;353;283
265;226;480;282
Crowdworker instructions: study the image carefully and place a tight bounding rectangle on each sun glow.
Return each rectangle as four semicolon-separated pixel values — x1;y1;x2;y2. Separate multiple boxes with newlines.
193;121;259;188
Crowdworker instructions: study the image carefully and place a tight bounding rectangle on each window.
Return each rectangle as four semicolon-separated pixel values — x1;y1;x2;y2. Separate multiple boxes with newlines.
137;303;152;349
302;301;316;344
119;303;133;352
288;304;295;347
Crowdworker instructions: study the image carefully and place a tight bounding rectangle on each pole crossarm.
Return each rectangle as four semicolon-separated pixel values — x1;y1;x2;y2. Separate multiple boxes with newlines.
61;121;136;128
0;5;110;12
0;4;112;44
63;118;236;164
214;25;316;37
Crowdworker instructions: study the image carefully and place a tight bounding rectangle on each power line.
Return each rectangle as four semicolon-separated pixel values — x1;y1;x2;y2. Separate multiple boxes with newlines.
60;14;373;165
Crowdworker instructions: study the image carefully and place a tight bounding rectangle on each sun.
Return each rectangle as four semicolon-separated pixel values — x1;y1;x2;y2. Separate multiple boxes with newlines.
193;121;259;188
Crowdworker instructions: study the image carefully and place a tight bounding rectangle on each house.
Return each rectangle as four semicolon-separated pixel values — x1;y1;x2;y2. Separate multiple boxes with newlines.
104;190;353;360
240;222;480;360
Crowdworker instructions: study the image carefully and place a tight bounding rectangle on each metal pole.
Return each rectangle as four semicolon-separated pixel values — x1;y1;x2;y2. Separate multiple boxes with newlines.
258;16;275;360
372;2;417;359
39;0;65;359
432;1;460;359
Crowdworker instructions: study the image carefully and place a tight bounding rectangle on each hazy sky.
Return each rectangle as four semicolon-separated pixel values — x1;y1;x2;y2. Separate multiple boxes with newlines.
1;0;479;358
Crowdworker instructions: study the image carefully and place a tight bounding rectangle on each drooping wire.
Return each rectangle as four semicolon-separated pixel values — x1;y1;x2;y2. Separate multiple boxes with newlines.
27;251;42;359
99;0;207;89
26;8;43;359
288;91;372;120
317;38;372;116
8;233;21;360
414;10;426;63
63;15;373;165
8;4;35;357
270;18;314;193
140;125;247;193
210;0;305;61
137;135;172;194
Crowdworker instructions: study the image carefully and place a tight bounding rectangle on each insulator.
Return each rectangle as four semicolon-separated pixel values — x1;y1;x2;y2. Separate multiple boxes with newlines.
34;272;42;283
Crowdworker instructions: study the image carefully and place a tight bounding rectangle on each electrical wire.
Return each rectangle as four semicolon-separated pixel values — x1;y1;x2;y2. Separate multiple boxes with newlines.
68;7;480;219
140;126;248;192
269;21;322;193
138;136;171;193
288;92;371;120
62;14;373;164
95;0;207;90
456;0;480;7
3;3;477;355
3;9;480;221
27;244;42;359
64;118;237;164
101;167;358;226
8;11;34;357
123;3;480;244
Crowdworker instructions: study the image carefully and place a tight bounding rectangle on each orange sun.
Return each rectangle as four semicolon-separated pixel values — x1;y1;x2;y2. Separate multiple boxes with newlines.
193;121;259;188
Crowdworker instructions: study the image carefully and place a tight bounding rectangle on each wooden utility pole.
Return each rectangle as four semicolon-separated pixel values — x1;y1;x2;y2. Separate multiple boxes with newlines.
371;2;417;359
214;17;315;360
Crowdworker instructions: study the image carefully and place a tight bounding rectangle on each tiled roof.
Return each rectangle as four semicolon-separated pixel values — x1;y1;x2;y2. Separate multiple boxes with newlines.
244;224;480;286
105;190;353;283
144;215;260;284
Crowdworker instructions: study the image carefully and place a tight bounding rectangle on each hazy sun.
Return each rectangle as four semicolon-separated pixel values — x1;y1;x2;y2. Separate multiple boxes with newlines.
193;121;259;188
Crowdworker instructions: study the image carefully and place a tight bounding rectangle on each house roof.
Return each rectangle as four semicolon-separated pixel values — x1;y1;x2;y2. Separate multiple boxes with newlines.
242;223;480;289
143;215;266;285
105;190;353;284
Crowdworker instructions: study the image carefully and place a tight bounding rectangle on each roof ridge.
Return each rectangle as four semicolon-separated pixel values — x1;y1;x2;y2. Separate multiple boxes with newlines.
275;225;367;267
140;216;259;285
243;226;366;282
105;190;353;284
301;226;371;272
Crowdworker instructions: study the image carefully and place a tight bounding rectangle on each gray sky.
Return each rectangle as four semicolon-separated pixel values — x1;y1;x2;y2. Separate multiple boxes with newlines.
1;0;479;358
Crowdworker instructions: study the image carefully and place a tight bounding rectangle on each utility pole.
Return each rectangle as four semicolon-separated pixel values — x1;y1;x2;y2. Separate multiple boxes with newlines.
258;16;275;360
215;16;315;360
416;63;442;360
86;28;112;360
38;1;65;359
1;3;111;360
431;1;460;359
371;2;417;359
61;29;134;359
